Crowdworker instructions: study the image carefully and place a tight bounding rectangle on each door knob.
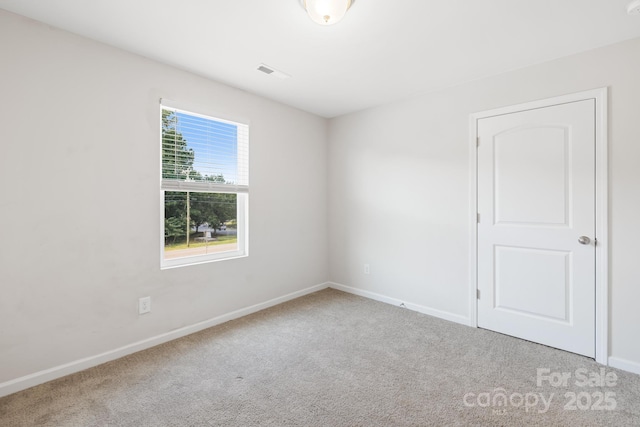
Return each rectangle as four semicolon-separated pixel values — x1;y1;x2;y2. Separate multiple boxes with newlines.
578;236;591;245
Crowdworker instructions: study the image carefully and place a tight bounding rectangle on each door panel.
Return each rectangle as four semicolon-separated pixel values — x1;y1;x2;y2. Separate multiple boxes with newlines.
494;246;570;322
494;126;569;226
477;100;595;357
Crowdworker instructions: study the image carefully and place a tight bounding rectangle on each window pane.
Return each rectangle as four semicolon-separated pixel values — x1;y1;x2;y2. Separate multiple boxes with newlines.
162;109;245;184
164;191;238;260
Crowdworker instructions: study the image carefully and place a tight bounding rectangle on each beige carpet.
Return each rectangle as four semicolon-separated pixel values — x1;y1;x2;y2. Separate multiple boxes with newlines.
1;289;639;426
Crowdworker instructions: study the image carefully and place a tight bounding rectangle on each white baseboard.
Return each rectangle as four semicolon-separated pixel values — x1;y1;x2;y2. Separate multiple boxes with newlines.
0;282;330;398
608;357;640;376
328;282;469;326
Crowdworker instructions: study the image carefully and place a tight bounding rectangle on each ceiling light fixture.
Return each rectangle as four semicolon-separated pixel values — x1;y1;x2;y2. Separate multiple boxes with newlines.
300;0;354;26
628;0;640;15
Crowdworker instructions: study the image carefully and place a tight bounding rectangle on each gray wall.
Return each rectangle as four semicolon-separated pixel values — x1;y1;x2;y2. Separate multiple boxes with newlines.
328;37;640;370
0;11;328;384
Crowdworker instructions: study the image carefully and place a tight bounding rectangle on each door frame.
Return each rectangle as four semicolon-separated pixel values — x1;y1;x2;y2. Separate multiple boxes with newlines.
468;88;609;364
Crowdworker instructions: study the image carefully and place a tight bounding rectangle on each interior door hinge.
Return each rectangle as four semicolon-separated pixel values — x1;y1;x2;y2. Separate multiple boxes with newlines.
477;289;481;300
476;137;480;147
477;213;480;223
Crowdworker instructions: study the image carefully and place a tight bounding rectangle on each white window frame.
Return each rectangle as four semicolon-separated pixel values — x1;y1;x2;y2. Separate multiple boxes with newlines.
160;99;249;269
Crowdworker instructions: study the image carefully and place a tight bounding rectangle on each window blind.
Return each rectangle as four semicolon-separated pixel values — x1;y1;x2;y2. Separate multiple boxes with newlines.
161;105;249;193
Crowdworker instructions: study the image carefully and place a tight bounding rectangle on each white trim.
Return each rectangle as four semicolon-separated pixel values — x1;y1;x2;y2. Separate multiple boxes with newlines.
608;357;640;376
160;252;248;270
470;88;605;119
160;98;250;126
328;282;469;326
468;114;479;328
594;88;609;365
468;87;609;364
0;282;330;398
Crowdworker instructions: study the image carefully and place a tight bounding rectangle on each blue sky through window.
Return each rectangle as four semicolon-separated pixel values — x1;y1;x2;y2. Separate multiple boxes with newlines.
175;111;238;184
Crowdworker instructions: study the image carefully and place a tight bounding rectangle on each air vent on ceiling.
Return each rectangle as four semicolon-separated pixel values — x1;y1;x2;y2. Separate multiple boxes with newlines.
628;0;640;15
257;64;291;80
257;65;274;74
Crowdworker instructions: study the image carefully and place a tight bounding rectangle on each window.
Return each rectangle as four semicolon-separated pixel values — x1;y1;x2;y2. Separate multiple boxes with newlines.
161;102;248;268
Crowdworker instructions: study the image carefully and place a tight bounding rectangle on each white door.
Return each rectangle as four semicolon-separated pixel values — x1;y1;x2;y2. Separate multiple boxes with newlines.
477;99;596;358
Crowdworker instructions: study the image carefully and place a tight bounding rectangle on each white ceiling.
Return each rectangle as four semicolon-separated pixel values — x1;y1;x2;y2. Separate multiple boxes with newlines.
1;0;639;118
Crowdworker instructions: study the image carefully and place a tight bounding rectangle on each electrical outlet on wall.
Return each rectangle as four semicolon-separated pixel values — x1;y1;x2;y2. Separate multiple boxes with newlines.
138;296;151;315
364;263;370;274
